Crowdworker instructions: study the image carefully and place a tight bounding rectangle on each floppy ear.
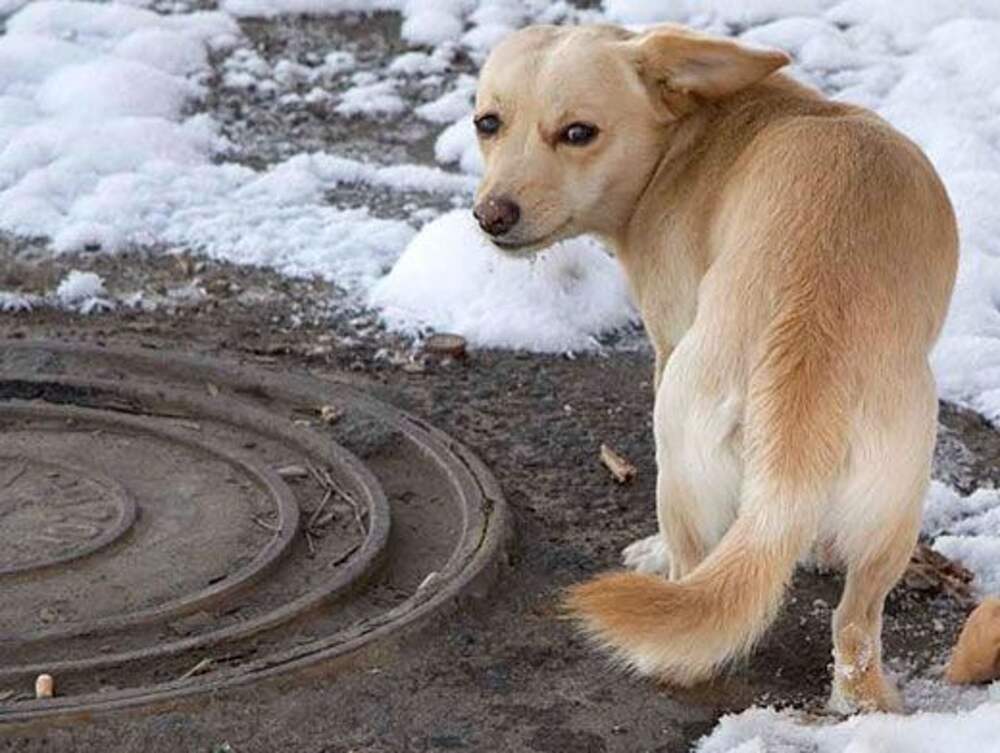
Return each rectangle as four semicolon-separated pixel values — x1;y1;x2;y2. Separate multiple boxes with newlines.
628;25;790;102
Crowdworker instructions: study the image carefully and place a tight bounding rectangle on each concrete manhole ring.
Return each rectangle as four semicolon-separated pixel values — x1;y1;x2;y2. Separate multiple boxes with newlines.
0;341;508;725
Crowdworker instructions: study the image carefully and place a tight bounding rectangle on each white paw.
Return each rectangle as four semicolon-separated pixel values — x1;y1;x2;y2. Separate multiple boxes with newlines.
622;534;671;575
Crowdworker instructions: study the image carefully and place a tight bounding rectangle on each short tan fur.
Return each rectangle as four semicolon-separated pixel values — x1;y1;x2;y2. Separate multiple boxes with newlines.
473;24;957;712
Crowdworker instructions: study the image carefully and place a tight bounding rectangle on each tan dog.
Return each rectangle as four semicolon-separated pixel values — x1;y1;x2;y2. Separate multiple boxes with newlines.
472;23;958;712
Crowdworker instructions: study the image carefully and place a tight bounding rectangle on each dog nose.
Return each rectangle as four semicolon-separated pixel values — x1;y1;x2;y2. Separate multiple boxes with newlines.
473;197;520;237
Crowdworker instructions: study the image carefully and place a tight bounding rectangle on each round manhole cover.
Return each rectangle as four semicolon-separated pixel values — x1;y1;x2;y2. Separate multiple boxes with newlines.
0;341;508;724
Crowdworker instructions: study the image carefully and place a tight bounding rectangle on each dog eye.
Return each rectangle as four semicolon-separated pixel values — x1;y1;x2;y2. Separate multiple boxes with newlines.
474;113;502;137
561;122;599;147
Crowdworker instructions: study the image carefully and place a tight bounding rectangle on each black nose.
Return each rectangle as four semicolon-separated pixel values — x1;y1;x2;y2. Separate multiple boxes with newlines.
473;196;521;237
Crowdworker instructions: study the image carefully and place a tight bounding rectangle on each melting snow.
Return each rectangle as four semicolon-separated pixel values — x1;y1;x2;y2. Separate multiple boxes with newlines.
3;0;1000;749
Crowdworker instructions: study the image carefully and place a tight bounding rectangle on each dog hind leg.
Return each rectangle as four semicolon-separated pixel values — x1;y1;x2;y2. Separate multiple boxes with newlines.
828;374;936;713
623;336;743;580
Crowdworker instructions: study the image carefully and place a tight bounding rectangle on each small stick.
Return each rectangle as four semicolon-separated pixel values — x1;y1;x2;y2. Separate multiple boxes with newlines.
307;464;367;535
305;529;316;557
178;657;213;681
330;543;361;568
323;467;366;534
600;443;637;484
313;511;336;528
307;488;334;530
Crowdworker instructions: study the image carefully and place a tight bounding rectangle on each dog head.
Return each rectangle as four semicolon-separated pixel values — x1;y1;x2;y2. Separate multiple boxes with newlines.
472;24;789;254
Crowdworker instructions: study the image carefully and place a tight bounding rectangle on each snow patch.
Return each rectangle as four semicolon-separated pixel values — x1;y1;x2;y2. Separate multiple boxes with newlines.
0;290;37;312
923;481;1000;595
696;699;1000;753
369;210;636;352
55;270;105;303
221;0;401;18
336;79;406;117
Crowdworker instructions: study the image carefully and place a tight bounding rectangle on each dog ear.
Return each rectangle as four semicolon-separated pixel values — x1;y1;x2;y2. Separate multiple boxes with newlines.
627;25;790;104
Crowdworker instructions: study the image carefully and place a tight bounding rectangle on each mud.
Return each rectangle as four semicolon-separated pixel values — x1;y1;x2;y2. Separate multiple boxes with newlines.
0;255;994;751
1;5;997;752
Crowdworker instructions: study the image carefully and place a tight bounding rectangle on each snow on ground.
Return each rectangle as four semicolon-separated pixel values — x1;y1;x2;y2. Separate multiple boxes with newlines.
2;2;1000;747
692;485;1000;753
54;268;104;304
0;267;205;314
696;691;1000;753
925;481;1000;595
4;0;1000;413
370;210;635;351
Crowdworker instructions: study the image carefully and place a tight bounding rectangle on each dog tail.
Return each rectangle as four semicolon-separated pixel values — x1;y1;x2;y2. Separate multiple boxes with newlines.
565;301;849;685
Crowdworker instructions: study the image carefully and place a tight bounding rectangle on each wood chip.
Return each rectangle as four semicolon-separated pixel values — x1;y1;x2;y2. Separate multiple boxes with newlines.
423;333;467;358
275;464;310;479
319;405;343;424
600;444;636;484
904;544;974;604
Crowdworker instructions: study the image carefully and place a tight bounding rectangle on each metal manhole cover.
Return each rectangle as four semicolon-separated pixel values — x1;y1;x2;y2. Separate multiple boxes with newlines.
0;341;508;724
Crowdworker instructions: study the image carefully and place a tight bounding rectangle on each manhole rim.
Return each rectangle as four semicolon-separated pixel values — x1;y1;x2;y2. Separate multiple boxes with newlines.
0;376;391;678
0;341;509;723
0;399;305;644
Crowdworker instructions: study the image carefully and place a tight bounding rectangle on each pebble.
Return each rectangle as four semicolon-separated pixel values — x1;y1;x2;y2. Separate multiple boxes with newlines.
35;674;54;699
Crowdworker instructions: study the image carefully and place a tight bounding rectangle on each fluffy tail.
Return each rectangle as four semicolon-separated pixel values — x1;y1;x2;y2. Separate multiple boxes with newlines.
564;491;814;685
566;296;850;684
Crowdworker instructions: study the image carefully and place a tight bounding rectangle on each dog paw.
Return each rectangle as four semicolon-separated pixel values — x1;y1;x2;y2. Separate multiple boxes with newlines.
622;534;670;575
828;673;903;715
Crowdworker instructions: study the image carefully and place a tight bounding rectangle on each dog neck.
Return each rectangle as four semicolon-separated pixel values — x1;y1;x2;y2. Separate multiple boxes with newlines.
599;75;835;352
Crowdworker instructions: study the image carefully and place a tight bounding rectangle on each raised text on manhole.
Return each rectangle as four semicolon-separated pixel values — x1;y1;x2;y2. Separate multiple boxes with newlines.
0;457;131;573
